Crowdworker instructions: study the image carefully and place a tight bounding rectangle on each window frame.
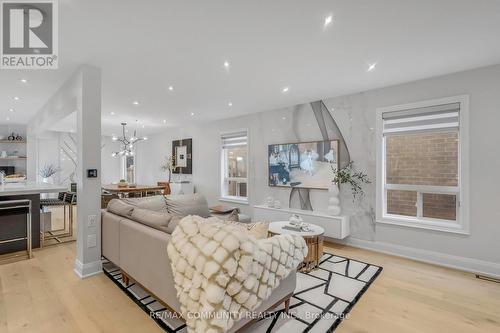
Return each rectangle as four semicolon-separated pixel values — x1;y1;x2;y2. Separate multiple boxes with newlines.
219;129;249;204
376;95;469;234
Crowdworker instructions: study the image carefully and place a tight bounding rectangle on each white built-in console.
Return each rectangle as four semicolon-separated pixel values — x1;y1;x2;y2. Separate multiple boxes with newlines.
253;205;350;239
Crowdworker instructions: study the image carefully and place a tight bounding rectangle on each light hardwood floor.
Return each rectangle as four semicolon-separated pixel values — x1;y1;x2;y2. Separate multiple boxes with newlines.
1;241;499;332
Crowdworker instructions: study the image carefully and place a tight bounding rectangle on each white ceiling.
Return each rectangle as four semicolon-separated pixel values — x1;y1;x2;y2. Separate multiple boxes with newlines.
2;0;500;135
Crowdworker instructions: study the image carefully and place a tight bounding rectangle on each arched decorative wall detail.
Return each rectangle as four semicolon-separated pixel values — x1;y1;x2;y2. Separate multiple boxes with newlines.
289;100;351;210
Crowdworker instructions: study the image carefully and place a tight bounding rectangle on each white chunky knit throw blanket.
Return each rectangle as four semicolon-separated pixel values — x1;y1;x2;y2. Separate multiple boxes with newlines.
167;215;308;333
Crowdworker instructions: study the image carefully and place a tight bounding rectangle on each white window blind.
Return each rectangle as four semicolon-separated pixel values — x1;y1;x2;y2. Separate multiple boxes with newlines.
382;102;460;135
221;131;248;148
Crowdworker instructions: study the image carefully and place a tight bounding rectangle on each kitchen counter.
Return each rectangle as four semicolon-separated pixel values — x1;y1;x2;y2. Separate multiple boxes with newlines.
0;182;68;256
0;182;67;196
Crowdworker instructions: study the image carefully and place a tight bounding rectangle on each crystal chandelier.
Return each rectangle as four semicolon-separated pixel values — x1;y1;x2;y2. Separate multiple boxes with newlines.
111;122;148;157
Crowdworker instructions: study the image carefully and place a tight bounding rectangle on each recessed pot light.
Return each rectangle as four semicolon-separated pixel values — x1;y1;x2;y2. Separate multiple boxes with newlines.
163;119;167;124
223;61;230;70
367;62;377;72
13;96;20;101
282;87;289;93
110;112;115;115
190;112;195;116
228;101;233;107
8;108;14;112
168;86;174;91
132;101;140;106
20;79;27;83
6;117;10;121
324;15;333;28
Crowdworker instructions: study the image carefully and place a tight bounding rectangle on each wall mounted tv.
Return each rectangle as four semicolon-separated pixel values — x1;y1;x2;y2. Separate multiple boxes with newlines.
268;140;339;190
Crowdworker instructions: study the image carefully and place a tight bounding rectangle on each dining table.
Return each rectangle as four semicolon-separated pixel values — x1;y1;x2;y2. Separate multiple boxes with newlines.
101;184;166;198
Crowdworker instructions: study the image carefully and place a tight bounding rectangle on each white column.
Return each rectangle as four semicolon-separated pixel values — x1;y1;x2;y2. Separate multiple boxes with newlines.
74;65;102;278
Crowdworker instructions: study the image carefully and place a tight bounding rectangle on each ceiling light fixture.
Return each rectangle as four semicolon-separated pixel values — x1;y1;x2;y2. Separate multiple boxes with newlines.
168;86;174;91
223;60;230;70
132;101;140;106
20;79;27;83
111;122;148;157
110;112;115;115
324;15;333;28
8;108;14;112
367;62;377;72
190;112;195;116
163;119;167;124
282;87;289;93
13;96;19;101
228;101;233;107
6;117;10;121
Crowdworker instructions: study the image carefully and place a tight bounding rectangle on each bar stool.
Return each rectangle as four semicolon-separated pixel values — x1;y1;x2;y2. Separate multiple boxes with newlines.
42;192;76;246
0;199;32;263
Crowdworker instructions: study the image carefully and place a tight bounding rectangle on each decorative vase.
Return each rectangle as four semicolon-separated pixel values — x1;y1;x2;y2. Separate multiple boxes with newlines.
41;177;53;199
327;183;341;215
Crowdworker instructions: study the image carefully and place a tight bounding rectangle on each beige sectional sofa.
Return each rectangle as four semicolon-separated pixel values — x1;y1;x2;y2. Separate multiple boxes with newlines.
101;194;297;332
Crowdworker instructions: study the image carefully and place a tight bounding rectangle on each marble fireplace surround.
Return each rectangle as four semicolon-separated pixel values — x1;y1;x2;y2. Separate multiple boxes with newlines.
137;64;500;278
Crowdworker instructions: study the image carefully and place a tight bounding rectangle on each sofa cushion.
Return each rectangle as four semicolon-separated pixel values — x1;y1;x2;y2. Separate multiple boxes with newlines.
165;193;211;218
165;216;182;234
130;208;172;233
107;199;134;217
122;195;167;211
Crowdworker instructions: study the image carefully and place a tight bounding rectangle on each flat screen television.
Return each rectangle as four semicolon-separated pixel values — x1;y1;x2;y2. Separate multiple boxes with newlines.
0;166;15;176
268;140;339;190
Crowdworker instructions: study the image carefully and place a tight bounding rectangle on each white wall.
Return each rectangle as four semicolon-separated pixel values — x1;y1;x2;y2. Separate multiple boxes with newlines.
137;64;500;276
35;131;120;186
100;136;121;184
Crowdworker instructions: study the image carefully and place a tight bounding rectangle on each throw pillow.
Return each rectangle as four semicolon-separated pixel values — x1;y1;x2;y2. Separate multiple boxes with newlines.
121;195;167;211
107;199;134;217
130;208;172;233
165;193;211;218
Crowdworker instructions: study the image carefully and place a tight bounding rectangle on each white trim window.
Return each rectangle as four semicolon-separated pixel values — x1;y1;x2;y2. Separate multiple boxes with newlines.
376;96;469;234
220;130;249;204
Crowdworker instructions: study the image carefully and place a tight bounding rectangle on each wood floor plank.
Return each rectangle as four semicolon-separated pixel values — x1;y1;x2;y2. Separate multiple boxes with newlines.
1;231;499;332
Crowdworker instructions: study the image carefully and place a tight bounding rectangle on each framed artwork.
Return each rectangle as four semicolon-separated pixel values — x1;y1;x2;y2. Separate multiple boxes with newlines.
172;138;193;174
268;140;339;190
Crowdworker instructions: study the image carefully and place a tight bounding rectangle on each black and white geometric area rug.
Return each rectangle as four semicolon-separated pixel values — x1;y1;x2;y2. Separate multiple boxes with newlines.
102;253;382;333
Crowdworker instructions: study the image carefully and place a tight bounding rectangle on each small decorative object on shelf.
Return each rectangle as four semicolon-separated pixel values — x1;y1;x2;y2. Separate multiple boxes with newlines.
286;215;311;232
118;179;128;188
8;132;15;141
289;214;303;226
328;161;371;216
266;196;274;207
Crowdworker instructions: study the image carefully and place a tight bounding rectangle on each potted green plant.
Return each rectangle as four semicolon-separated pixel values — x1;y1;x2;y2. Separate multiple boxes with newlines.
118;179;128;188
328;161;370;215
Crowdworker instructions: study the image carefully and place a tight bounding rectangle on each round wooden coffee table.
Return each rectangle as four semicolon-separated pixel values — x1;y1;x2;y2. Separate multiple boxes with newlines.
268;221;324;273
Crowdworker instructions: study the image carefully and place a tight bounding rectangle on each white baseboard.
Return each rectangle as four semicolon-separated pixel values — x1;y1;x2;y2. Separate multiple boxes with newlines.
74;259;103;279
334;237;500;280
